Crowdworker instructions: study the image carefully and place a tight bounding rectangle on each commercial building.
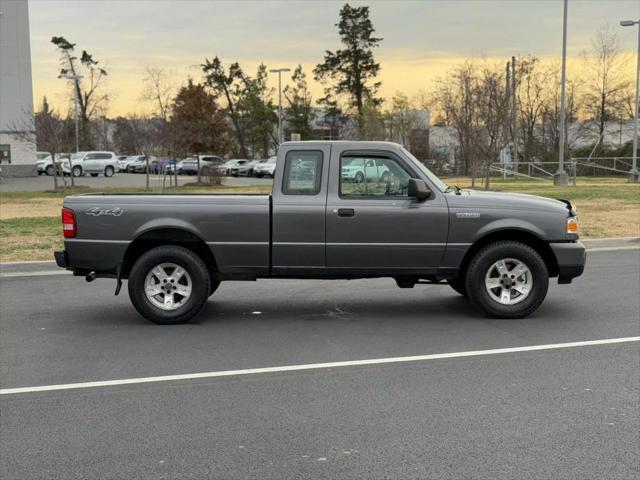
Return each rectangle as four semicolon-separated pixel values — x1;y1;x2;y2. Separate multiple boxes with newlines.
0;0;36;176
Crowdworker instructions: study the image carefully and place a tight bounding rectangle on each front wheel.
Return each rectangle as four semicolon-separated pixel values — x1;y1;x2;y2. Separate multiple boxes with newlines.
72;166;82;177
448;277;467;296
128;246;211;324
45;165;55;176
465;241;549;318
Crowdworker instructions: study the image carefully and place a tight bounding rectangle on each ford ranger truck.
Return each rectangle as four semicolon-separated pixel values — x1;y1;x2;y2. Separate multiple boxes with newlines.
55;141;586;324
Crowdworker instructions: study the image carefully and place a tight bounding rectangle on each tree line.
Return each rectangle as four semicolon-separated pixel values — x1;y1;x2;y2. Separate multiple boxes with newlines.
35;4;636;184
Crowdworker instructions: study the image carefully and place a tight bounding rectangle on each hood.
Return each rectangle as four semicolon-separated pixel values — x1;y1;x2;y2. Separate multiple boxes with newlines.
447;189;572;214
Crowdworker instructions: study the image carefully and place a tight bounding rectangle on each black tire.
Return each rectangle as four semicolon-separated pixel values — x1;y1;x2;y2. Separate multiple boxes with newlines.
128;245;211;325
465;241;549;319
72;166;82;177
209;280;220;297
45;165;54;176
355;171;365;183
90;173;99;177
448;277;467;296
104;166;115;177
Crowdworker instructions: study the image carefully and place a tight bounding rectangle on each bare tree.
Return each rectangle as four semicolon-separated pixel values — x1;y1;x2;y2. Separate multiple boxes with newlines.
51;36;109;149
433;62;479;184
386;92;422;147
472;66;510;189
140;67;175;122
581;24;632;144
8;99;74;190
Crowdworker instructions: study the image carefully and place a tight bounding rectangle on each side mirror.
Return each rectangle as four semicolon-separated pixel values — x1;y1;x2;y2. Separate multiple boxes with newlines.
408;178;432;200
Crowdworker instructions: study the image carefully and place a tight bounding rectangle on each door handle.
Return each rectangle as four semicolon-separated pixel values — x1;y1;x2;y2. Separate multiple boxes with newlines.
337;208;355;217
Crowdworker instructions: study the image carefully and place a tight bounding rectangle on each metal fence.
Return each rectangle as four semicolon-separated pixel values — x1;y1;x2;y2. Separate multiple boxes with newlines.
490;157;635;183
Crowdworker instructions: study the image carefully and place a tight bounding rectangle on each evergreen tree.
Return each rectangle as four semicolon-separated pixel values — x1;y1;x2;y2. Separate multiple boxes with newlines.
313;3;382;136
284;65;315;140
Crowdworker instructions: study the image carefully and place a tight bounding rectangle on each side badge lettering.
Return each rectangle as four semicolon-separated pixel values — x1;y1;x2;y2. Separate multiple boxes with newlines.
85;207;124;217
456;212;480;219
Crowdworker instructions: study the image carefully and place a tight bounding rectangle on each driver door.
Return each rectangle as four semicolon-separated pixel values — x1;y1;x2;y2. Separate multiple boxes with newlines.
325;149;449;273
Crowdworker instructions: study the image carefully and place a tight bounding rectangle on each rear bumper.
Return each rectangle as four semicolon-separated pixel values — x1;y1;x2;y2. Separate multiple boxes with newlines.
54;250;68;269
550;241;586;283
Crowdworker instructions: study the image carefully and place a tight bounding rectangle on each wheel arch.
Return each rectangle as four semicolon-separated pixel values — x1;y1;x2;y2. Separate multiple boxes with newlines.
121;227;218;281
457;229;559;279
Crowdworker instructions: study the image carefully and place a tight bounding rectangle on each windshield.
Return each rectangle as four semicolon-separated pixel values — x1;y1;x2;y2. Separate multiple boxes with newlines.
401;147;448;193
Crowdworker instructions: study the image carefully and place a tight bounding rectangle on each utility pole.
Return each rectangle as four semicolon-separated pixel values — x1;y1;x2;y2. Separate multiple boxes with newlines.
60;73;83;185
505;61;511;180
620;18;640;182
269;67;291;146
555;0;569;186
511;56;518;165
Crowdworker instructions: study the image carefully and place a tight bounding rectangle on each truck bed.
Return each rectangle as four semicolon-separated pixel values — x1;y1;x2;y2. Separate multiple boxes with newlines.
63;194;271;274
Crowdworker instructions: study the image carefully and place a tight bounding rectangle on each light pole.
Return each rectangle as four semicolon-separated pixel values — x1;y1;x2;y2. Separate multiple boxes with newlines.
60;74;83;153
555;0;569;186
269;67;290;145
620;19;640;183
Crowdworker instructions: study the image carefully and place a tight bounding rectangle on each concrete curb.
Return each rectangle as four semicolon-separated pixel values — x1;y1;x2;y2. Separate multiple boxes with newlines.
581;237;640;249
1;237;638;277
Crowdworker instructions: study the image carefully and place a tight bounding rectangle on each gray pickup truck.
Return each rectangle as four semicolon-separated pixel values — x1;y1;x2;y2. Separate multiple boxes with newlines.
55;141;585;324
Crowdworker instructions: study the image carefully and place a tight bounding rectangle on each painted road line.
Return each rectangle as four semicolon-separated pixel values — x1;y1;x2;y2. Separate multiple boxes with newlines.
1;337;637;396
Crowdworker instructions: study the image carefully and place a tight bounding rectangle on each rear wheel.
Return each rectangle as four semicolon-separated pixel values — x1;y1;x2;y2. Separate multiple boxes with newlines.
104;166;115;177
128;245;211;325
465;241;548;318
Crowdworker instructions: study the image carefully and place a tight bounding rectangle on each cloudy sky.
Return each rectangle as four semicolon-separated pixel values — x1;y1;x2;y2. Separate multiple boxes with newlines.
28;0;639;115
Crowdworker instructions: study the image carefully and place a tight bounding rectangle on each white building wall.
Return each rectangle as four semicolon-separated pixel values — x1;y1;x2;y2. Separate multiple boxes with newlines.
0;0;35;168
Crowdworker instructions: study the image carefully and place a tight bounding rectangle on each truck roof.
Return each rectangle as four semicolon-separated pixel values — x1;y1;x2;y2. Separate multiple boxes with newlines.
280;140;404;150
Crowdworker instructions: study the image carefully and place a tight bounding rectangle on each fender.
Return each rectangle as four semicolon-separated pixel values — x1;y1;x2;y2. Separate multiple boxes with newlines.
133;217;206;241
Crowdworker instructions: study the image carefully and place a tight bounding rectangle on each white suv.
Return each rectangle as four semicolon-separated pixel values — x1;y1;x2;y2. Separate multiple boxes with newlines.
69;151;118;177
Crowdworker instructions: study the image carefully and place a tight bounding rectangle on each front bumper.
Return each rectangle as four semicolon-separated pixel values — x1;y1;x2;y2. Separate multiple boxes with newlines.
550;241;586;283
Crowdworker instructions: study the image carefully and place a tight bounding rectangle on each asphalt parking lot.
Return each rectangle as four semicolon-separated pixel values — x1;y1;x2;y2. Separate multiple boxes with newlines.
1;249;639;479
0;173;272;192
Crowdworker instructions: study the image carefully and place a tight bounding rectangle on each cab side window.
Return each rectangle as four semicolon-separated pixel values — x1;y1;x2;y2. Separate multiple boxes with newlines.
282;151;323;195
340;155;412;198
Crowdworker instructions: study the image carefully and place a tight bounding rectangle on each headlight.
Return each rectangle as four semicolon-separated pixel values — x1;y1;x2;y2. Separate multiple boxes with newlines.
567;217;579;234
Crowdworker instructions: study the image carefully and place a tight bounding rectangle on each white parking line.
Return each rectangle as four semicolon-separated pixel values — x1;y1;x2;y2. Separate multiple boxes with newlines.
1;336;637;396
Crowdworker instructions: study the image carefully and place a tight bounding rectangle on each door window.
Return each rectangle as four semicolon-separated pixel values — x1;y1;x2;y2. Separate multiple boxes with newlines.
282;151;323;195
340;155;412;198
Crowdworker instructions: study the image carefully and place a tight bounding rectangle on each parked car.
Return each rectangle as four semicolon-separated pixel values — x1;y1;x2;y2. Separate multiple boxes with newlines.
36;152;52;175
55;140;585;325
341;157;391;183
253;156;277;177
229;159;255;177
68;151;118;177
219;159;249;176
124;156;158;173
177;155;223;175
117;155;135;172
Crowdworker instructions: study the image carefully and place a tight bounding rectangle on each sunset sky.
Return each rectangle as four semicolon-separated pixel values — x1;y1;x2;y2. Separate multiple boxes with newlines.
28;0;639;116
